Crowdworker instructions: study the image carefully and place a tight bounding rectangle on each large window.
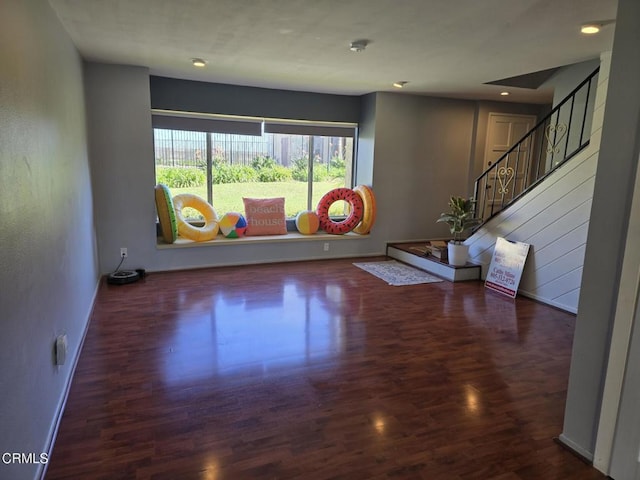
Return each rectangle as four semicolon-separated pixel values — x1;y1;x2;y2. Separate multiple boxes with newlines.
152;112;356;220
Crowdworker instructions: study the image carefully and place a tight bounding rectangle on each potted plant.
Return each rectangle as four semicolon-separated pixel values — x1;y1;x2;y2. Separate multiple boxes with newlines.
436;196;481;266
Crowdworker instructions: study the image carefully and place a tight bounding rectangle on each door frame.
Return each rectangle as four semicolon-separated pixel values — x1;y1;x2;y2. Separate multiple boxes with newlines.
481;113;537;216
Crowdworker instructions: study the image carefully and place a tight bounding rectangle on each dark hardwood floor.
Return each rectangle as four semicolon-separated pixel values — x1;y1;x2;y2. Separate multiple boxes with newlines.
46;257;605;480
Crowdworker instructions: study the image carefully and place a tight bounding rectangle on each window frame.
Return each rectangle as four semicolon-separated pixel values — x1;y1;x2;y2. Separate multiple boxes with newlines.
152;110;358;218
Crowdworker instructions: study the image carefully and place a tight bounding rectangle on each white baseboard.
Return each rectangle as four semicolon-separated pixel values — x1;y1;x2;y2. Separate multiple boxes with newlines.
38;278;101;480
557;433;595;462
518;290;578;314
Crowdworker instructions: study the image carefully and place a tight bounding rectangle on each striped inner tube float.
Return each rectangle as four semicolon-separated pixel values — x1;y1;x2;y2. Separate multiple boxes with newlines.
154;184;178;243
316;188;364;235
173;193;219;242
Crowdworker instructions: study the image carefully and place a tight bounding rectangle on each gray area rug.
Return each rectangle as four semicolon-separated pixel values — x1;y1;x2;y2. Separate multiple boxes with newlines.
353;260;443;286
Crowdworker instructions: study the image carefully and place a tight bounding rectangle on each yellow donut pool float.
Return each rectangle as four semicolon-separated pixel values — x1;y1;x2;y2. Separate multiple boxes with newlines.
173;193;219;242
353;185;376;235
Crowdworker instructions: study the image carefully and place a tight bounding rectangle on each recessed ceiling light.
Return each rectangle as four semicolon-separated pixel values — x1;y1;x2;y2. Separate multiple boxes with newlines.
581;24;601;34
192;58;207;67
500;91;510;96
393;81;408;88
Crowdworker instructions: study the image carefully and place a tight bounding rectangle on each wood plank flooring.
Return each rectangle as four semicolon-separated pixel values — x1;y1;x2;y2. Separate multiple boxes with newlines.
46;257;605;480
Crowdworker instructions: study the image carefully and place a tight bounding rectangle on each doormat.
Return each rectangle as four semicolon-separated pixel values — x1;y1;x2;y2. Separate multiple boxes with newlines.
353;260;443;286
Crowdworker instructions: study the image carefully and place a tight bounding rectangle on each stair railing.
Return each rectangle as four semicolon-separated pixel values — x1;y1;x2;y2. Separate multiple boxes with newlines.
474;67;600;222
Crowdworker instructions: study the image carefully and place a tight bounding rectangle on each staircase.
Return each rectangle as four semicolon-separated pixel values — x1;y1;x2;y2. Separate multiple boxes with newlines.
385;58;609;311
474;67;600;222
465;55;611;313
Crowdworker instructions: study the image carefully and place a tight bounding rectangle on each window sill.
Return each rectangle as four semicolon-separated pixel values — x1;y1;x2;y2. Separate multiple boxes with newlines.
156;231;367;249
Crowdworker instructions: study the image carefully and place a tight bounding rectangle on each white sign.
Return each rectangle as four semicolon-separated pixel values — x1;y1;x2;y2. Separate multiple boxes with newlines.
485;237;530;298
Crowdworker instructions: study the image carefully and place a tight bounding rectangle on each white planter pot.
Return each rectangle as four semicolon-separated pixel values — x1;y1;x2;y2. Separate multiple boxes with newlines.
448;242;469;266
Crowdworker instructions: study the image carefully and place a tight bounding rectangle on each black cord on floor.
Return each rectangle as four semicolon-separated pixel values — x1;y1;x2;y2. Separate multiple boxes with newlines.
113;254;126;274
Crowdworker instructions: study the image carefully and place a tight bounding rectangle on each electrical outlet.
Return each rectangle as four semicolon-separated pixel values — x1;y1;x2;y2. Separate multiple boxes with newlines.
323;242;330;252
120;247;128;258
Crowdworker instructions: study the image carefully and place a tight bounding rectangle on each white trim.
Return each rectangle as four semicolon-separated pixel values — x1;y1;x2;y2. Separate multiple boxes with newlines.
156;231;367;249
386;246;481;282
38;278;101;480
151;109;358;129
517;290;578;314
147;252;385;273
593;149;640;474
558;433;595;462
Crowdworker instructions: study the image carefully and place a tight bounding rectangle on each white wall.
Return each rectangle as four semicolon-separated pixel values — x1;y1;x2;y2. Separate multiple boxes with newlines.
467;53;610;314
564;0;640;468
604;148;640;478
0;1;99;479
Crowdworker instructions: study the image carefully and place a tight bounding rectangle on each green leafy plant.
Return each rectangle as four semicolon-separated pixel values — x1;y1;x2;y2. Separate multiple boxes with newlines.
436;196;481;243
251;156;276;170
211;161;259;184
247;156;293;182
330;156;346;170
156;166;206;188
257;165;293;182
291;156;338;182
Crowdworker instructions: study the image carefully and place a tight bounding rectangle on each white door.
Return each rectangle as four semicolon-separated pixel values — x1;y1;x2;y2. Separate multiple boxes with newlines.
482;113;537;216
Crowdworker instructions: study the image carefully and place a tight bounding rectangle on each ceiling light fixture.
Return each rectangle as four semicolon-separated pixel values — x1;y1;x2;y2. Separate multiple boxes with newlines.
349;39;369;52
393;81;408;88
192;58;207;67
500;91;510;96
580;23;601;34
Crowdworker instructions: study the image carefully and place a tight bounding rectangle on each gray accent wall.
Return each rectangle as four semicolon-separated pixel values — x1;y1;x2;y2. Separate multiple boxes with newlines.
372;93;476;241
355;93;376;186
547;58;601;108
0;1;99;479
88;66;544;275
84;63;159;274
150;76;362;123
371;93;548;242
87;64;383;273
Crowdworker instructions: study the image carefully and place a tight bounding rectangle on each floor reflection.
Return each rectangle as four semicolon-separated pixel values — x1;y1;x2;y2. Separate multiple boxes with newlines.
48;260;598;480
162;278;349;384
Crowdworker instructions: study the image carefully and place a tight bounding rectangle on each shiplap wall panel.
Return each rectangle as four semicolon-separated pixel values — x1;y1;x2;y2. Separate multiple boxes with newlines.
467;54;610;313
525;199;593;250
591;103;606;139
468;142;599;248
530;266;584;301
554;288;581;312
509;178;596;244
467;156;596;256
594;73;609;110
532;244;586;282
518;222;590;296
525;224;590;276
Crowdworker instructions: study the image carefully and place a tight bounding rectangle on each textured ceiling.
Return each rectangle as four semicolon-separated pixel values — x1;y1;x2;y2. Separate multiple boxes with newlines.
48;0;617;103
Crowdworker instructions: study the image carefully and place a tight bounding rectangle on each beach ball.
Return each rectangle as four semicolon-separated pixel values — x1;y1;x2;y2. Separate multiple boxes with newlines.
295;210;320;235
219;212;247;238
